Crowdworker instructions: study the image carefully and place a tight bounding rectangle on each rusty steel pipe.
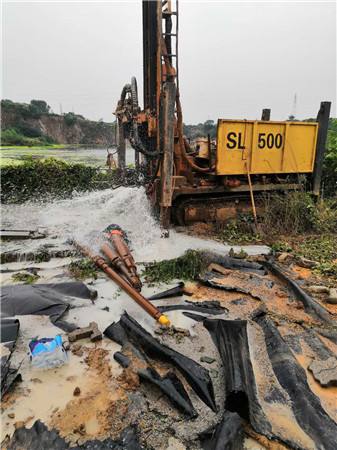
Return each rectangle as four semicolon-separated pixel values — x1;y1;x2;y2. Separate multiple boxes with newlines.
76;243;170;326
101;242;142;291
109;232;142;288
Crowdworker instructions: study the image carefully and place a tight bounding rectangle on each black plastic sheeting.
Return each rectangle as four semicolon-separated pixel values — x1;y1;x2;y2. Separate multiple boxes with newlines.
254;314;337;450
7;420;143;450
203;315;337;449
104;312;216;412
158;300;228;316
201;251;266;275
199;411;244;450
203;318;272;438
1;317;20;343
149;282;186;300
262;261;334;325
1;282;96;332
200;272;263;300
138;367;197;418
1;318;21;398
113;351;130;368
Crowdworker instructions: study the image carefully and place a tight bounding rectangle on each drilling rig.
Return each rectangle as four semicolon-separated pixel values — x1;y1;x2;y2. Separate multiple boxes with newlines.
115;0;331;229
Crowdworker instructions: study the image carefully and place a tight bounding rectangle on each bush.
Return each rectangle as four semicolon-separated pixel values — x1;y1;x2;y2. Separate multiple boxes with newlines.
1;128;27;145
322;119;337;197
64;113;77;126
16;122;42;138
1;99;50;119
261;191;318;235
29;100;50;116
0;157;115;203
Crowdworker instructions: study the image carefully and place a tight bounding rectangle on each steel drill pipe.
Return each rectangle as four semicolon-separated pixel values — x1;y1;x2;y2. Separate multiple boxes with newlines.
101;242;142;291
75;243;170;326
107;230;142;290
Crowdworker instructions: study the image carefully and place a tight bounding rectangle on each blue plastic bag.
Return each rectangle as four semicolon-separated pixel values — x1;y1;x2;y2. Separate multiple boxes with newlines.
29;335;68;369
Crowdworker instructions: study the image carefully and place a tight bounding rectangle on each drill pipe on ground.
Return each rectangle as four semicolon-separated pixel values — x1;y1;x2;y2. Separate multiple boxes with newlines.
75;243;170;326
106;229;142;289
101;242;142;291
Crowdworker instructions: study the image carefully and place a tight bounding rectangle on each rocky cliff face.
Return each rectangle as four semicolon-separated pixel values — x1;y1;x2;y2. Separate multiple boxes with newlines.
2;110;115;146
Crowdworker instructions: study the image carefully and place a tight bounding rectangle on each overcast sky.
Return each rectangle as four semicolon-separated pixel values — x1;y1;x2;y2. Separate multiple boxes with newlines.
2;1;336;123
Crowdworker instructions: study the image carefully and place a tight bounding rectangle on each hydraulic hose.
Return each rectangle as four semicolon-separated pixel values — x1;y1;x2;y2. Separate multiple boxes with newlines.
176;92;211;173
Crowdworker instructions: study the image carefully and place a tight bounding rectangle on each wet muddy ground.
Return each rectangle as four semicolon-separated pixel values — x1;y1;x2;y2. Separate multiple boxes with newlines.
1;187;336;449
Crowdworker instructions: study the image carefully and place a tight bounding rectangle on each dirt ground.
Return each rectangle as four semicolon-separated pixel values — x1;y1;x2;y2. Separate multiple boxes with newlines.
1;240;337;449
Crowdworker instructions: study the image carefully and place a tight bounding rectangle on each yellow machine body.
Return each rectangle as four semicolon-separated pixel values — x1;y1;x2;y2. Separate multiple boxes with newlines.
216;120;318;175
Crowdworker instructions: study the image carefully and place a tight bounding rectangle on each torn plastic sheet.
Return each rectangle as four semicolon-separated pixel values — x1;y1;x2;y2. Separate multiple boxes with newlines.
1;282;96;332
203;318;272;437
149;282;186;300
1;318;21;398
104;312;217;411
201;251;266;275
254;314;337;450
199;410;244;450
262;261;334;325
138;367;198;418
158;300;228;316
6;420;143;450
204;316;337;449
200;272;263;300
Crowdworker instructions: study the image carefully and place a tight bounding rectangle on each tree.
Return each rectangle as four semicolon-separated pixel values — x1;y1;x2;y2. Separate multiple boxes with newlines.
29;100;50;117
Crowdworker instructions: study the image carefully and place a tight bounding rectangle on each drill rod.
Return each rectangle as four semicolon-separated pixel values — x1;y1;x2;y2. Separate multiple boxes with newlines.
75;243;170;326
101;242;142;291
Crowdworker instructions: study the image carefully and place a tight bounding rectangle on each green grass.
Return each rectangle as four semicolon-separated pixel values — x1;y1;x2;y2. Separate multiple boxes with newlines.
142;250;206;283
68;258;98;280
11;272;39;284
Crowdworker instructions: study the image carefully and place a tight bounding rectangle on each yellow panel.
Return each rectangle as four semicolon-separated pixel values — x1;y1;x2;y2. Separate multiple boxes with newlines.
216;120;318;175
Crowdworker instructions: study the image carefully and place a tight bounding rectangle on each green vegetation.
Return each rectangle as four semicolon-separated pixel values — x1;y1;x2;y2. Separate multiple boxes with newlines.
1;99;50;119
68;258;98;280
64;112;77;126
11;272;40;284
271;235;337;279
323;118;337;197
183;120;216;140
143;250;207;283
1;128;55;146
219;192;337;279
219;192;336;245
1;157;116;203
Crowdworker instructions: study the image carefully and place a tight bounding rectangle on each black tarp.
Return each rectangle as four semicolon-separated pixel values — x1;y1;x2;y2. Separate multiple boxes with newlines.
199;411;244;450
138;367;197;418
254;314;337;450
1;318;21;397
204;316;337;449
7;420;143;450
1;282;96;332
104;312;216;412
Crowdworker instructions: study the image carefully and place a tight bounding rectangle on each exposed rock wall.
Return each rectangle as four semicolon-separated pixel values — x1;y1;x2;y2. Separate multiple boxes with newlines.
2;110;115;146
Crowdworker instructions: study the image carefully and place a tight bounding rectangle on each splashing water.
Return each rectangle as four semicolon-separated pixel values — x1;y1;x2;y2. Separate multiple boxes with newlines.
2;186;269;261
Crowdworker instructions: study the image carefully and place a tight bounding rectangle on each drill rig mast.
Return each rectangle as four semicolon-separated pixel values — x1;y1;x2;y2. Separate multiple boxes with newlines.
115;0;195;228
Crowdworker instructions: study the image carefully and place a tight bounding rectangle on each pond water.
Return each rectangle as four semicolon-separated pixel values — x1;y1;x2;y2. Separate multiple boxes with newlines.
0;146;136;167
